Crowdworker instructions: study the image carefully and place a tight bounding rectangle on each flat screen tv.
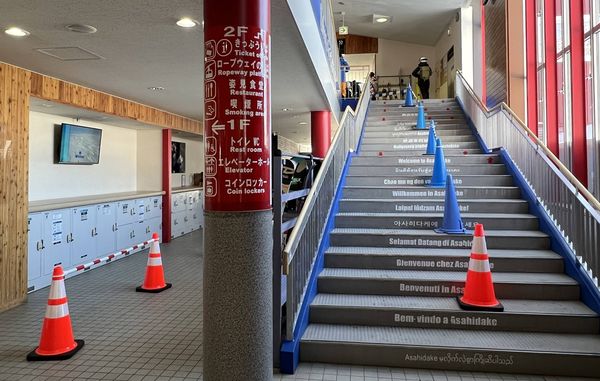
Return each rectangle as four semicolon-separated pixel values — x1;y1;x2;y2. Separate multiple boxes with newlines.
57;123;102;164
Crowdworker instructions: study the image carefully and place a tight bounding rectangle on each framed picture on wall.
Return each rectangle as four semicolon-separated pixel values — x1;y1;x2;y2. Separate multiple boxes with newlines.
172;142;186;174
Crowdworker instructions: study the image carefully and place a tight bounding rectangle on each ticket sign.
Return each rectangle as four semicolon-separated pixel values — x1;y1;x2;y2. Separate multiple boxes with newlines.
203;7;272;212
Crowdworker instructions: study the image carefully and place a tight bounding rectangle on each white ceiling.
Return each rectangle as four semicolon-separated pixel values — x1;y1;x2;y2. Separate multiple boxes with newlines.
333;0;467;46
0;0;327;144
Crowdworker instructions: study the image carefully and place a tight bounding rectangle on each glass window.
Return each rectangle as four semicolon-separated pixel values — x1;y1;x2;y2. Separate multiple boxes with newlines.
536;0;547;143
537;68;547;143
556;0;573;169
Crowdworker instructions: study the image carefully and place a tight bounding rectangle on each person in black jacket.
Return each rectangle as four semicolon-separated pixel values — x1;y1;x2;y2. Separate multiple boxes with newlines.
412;57;433;99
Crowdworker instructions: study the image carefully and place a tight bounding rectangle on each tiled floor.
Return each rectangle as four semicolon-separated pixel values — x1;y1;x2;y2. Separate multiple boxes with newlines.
0;230;597;381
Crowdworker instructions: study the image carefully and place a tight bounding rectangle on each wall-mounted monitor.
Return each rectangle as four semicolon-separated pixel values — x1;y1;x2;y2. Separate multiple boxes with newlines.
172;141;186;173
57;123;102;165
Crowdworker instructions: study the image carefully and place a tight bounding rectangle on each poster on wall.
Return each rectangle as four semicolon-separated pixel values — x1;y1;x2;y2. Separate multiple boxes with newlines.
171;142;186;174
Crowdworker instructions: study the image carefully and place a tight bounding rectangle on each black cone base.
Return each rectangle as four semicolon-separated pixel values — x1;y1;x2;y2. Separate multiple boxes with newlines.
457;296;504;312
27;339;84;361
136;283;172;293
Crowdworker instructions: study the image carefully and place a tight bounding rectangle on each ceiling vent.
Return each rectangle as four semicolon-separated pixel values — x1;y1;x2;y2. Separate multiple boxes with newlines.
35;47;104;61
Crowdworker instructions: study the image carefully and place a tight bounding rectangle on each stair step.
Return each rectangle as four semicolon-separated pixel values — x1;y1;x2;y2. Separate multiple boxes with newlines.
310;294;599;334
338;199;528;214
342;185;521;199
325;247;563;273
359;149;484;156
365;123;469;130
367;115;465;123
329;228;550;250
318;268;579;300
345;175;513;187
300;324;600;377
351;155;500;165
348;165;506;176
364;129;474;137
361;142;480;151
362;136;478;144
335;212;538;231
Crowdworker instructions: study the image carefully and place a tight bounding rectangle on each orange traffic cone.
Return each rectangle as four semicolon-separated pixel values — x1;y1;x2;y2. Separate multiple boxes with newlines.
457;224;504;312
27;266;84;361
136;233;172;293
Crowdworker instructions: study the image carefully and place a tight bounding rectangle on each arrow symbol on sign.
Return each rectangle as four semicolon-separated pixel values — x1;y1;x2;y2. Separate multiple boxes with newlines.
211;120;225;135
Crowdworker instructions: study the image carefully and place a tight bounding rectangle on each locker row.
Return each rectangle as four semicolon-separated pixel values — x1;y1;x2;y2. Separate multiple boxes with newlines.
171;190;204;239
27;195;163;292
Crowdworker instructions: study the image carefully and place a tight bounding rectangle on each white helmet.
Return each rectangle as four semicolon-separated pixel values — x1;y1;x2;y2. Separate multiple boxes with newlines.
420;57;428;63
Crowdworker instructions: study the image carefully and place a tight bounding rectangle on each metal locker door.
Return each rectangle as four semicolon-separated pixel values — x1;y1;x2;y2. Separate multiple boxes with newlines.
148;217;162;242
27;213;43;282
147;196;162;220
117;223;134;250
42;209;72;275
70;206;97;267
96;203;117;257
117;200;136;226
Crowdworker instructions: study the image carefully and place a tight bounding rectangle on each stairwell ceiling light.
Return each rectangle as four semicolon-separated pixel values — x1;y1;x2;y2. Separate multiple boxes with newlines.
176;17;198;28
373;15;391;24
5;27;30;37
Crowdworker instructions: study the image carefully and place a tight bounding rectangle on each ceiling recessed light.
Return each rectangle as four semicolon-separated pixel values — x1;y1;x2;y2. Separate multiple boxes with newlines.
282;108;291;111
148;86;165;91
177;17;198;28
65;24;97;34
40;103;54;108
375;17;389;23
5;27;30;37
298;122;308;125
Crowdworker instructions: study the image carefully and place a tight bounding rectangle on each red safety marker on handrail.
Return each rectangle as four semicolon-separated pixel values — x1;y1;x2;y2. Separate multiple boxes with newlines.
63;237;158;276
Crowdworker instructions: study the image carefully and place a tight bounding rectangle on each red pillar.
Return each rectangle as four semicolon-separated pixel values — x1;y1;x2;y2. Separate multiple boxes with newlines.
203;1;273;379
544;0;560;155
161;129;172;243
525;0;538;136
570;0;588;186
311;110;331;158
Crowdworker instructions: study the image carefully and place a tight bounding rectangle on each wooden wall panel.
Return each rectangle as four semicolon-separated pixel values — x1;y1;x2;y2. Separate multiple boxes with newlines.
337;34;378;54
29;72;201;134
0;63;30;311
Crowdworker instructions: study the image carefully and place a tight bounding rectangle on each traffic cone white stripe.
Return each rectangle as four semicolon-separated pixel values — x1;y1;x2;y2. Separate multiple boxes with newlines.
468;258;491;273
45;304;70;319
48;280;66;300
472;235;487;254
147;257;163;266
150;241;160;254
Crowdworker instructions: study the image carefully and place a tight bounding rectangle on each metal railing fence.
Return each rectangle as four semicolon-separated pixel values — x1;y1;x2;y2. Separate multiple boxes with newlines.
456;70;600;289
281;75;370;341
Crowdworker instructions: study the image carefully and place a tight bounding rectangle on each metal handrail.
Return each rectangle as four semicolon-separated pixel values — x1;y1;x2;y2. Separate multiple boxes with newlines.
456;70;600;212
282;72;370;340
283;79;367;273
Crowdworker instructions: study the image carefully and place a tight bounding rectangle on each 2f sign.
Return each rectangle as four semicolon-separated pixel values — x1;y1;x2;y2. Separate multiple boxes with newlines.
224;26;248;37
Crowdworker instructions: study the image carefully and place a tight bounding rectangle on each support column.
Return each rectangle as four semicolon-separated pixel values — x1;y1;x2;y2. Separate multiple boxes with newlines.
203;1;272;380
311;110;331;158
162;129;172;243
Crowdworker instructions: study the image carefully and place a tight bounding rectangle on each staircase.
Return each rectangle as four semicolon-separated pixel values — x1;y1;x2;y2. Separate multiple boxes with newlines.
298;99;600;377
